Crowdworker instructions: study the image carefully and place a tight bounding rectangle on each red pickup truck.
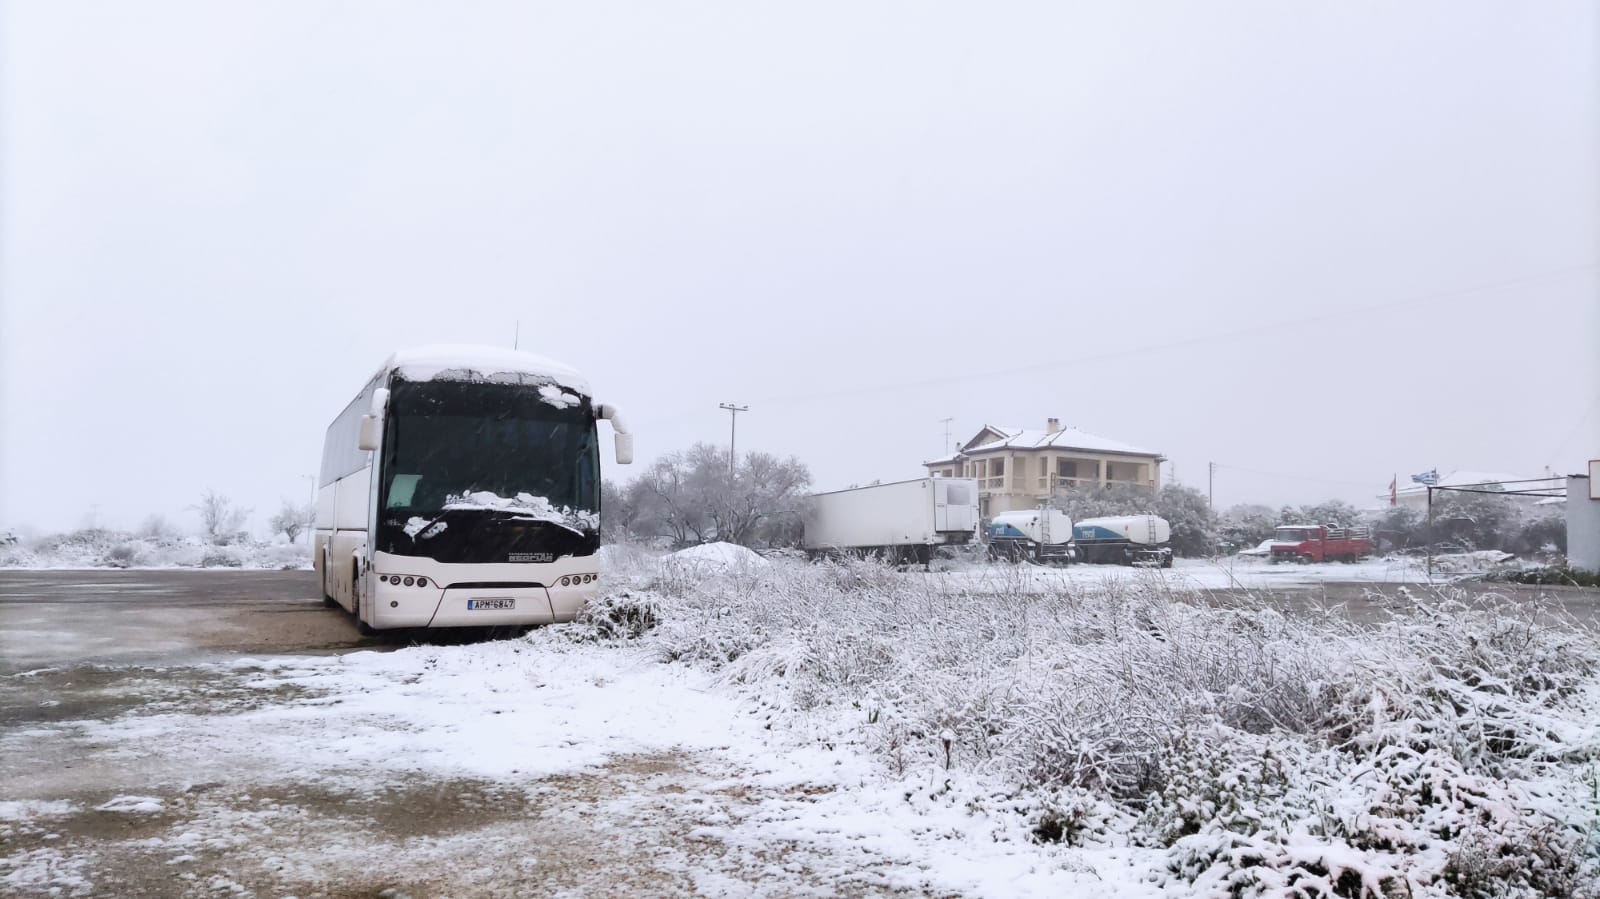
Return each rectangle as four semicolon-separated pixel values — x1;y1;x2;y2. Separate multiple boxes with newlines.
1268;525;1374;564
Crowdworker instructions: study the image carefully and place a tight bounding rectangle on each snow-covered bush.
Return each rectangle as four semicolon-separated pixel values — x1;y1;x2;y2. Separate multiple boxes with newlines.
580;558;1600;896
0;527;310;569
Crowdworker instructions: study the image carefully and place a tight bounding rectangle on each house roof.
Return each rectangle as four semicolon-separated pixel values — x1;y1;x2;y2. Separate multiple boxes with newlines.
926;424;1163;465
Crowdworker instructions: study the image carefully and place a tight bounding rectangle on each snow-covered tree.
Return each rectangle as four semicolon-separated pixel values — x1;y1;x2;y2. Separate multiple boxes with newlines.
1279;499;1363;528
269;499;313;543
1218;503;1276;550
1052;483;1216;556
191;490;250;545
624;443;811;547
1372;505;1424;552
1153;484;1216;557
138;513;177;540
1050;482;1154;521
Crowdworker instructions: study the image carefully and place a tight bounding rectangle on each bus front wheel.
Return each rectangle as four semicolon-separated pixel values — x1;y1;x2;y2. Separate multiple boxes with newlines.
352;561;378;636
319;548;337;608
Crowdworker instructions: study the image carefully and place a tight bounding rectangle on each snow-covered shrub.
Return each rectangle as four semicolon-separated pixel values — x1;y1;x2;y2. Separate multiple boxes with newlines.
1488;565;1600;588
105;542;146;568
0;542;41;567
2;527;312;569
589;557;1600;894
574;590;660;640
200;547;245;568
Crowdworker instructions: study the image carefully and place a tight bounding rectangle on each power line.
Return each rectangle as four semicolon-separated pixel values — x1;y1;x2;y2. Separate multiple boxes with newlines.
747;261;1595;407
618;260;1595;436
1210;461;1381;490
1546;390;1600;467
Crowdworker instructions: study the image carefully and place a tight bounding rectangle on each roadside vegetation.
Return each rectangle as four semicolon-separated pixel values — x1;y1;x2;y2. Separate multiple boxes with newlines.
580;554;1600;897
0;492;310;569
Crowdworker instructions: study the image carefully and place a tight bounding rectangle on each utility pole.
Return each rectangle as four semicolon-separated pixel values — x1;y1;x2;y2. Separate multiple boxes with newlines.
1426;484;1434;581
1208;462;1216;508
718;403;748;476
302;474;317;544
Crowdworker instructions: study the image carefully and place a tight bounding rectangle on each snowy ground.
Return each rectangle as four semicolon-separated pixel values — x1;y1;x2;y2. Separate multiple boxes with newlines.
930;556;1434;594
5;555;1599;897
2;636;1156;897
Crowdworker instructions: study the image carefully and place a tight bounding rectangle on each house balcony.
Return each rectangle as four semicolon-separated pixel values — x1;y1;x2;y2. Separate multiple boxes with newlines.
973;475;1158;495
1029;475;1156;493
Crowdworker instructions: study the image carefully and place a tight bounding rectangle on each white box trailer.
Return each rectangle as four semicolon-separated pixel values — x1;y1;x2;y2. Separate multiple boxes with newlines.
802;477;979;565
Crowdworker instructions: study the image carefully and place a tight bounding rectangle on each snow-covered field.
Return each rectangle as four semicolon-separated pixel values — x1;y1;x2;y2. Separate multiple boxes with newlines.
5;551;1599;896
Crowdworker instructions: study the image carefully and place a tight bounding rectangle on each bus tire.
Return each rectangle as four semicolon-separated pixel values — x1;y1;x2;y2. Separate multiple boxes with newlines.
352;561;378;636
317;547;338;607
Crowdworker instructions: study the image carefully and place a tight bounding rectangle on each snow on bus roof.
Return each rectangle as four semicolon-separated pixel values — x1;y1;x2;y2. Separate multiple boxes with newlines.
385;344;590;392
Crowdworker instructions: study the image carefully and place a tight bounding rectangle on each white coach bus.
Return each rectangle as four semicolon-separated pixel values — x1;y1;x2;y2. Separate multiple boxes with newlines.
312;345;632;633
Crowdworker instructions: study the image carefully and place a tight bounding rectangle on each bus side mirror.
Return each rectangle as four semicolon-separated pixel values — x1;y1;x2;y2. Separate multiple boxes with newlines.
359;387;389;451
596;402;633;464
359;414;382;451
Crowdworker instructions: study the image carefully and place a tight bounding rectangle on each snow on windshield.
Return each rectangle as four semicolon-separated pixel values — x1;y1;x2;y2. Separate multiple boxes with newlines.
440;491;598;535
537;384;582;409
403;518;448;540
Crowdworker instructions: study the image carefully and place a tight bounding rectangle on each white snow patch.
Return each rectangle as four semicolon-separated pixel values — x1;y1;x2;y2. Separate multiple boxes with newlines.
663;542;770;571
95;795;164;814
0;800;76;821
441;492;597;534
386;344;591;394
403;517;447;540
1;847;93;895
538;384;582;409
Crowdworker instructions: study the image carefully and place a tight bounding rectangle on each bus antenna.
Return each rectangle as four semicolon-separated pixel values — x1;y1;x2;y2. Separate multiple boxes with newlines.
513;320;520;350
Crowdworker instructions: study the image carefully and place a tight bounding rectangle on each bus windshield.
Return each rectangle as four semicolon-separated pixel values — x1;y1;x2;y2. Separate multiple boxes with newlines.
376;378;599;562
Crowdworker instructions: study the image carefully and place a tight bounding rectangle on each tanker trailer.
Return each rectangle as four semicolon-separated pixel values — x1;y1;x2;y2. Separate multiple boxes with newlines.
987;509;1075;564
1072;514;1174;567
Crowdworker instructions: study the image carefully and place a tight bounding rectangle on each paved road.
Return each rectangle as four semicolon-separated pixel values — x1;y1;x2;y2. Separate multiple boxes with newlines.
1200;576;1600;628
0;569;359;675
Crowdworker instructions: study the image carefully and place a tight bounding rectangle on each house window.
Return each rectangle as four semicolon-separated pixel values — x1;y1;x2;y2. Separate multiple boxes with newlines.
1057;459;1078;479
991;458;1005;479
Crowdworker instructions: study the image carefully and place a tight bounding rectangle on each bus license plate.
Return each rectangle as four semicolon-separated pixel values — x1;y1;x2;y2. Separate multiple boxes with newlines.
468;598;515;611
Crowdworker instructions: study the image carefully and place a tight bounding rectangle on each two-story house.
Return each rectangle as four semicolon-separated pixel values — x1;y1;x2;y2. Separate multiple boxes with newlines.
925;419;1165;517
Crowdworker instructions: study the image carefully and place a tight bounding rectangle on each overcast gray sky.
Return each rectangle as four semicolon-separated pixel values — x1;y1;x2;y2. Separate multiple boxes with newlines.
2;1;1596;534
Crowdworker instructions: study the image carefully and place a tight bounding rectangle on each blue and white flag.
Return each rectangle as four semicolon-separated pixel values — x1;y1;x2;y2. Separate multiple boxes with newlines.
1410;469;1439;486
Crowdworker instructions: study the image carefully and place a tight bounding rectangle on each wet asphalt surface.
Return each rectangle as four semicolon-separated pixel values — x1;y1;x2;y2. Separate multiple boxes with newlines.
0;569;357;676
